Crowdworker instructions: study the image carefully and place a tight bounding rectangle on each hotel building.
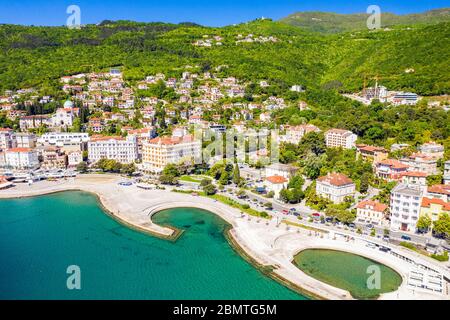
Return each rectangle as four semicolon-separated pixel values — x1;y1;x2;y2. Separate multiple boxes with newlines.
325;129;357;149
88;135;138;164
390;184;423;232
142;135;202;173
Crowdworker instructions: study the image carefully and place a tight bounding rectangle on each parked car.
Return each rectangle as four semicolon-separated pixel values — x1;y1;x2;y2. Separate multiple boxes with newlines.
401;235;412;241
282;210;289;215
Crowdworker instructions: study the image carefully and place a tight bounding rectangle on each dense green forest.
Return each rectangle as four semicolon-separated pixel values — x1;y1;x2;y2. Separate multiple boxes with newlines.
280;8;450;33
0;18;449;96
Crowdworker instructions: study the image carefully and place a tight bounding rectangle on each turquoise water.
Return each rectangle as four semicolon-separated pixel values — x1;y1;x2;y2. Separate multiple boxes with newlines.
0;191;305;300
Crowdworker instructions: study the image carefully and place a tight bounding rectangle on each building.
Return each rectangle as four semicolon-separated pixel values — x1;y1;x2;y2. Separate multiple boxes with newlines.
420;197;450;222
391;92;419;106
375;159;409;181
51;108;74;128
401;154;438;176
264;175;288;198
68;150;83;168
316;173;355;204
0;128;16;151
265;163;298;179
356;200;388;225
444;161;450;185
356;144;388;164
41;147;68;169
88;135;138;164
400;171;427;188
390;184;423;232
325;129;357;149
15;133;37;148
88;118;105;133
19;115;52;130
142;135;202;173
418;142;444;159
282;124;320;144
427;185;450;202
37;132;90;152
4;148;39;170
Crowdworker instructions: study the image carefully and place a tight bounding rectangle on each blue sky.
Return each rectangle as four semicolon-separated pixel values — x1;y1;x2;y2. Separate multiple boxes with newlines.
0;0;448;26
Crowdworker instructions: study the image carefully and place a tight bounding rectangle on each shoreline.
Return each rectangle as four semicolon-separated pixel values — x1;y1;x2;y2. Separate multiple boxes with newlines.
1;175;449;301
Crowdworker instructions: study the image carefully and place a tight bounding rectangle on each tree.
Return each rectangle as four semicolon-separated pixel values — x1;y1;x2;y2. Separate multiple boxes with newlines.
360;173;370;194
279;188;290;203
288;175;304;190
232;163;241;185
433;213;450;239
120;163;136;176
203;183;217;196
76;161;88;173
159;164;181;185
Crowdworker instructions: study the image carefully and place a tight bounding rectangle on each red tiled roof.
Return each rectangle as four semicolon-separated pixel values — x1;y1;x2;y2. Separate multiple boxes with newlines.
401;171;427;178
317;173;354;186
377;159;409;170
148;135;195;145
356;200;388;212
421;197;450;211
428;184;450;196
7;148;32;153
357;144;387;153
266;175;287;184
90;135;124;142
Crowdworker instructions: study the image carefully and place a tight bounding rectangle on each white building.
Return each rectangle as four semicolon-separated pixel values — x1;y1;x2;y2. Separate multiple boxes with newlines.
390;184;423;232
0;128;16;151
325;129;357;149
142;135;202;173
51;108;74;128
15;133;37;148
5;148;39;170
316;173;355;204
418;142;444;159
37;132;90;152
265;163;298;179
68;150;83;167
264;175;288;199
444;161;450;185
88;135;138;164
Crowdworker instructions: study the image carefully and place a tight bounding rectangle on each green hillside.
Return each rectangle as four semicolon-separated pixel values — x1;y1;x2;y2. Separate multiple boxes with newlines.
0;18;449;96
280;8;450;33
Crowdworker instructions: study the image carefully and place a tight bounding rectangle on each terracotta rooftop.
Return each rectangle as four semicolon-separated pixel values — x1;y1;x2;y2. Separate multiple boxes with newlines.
317;173;354;187
377;159;409;170
421;197;450;211
148;135;195;145
401;171;428;178
357;144;388;153
265;175;288;184
356;200;388;212
428;184;450;196
7;147;33;153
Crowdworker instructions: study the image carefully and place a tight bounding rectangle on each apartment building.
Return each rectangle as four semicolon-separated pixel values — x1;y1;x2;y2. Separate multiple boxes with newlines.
88;135;138;164
37;132;90;152
325;129;357;149
282;124;320;144
142;135;202;173
401;153;438;176
443;161;450;185
356;144;388;164
15;133;37;148
4;148;39;170
41;147;68;169
316;173;355;204
0;128;16;151
375;159;409;181
390;184;423;232
420;197;450;223
418;142;444;159
356;200;388;225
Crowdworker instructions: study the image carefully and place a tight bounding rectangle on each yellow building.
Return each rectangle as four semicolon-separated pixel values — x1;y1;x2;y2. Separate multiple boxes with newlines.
420;197;450;222
141;135;202;173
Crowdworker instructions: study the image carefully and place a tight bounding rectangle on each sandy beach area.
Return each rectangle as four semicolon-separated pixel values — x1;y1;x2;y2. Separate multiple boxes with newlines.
1;174;449;300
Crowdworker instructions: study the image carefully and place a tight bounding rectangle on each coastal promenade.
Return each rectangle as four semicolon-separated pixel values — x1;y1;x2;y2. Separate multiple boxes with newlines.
1;174;449;300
